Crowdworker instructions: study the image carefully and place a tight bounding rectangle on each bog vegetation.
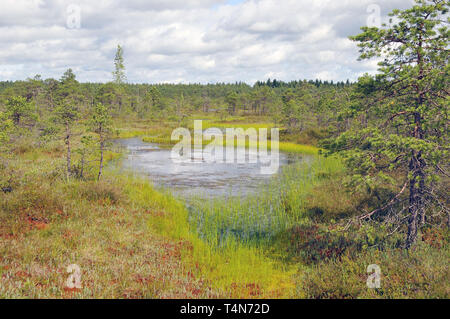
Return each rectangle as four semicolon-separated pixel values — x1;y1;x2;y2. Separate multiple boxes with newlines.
0;1;448;298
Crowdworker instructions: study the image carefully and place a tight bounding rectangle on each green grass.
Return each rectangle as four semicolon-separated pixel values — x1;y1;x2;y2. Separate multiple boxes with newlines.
202;122;276;130
115;129;150;139
142;136;319;155
278;142;319;155
0;177;217;298
126;178;297;297
187;156;343;248
116;117;320;155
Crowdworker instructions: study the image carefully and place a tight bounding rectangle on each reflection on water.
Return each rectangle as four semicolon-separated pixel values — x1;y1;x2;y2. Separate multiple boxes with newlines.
113;138;312;198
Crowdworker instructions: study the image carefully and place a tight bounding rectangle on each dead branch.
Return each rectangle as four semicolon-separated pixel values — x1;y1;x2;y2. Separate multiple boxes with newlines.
359;180;409;220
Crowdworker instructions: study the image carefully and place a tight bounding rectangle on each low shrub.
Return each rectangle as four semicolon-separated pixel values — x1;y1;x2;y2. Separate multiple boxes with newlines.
299;243;450;299
77;180;125;205
276;223;405;264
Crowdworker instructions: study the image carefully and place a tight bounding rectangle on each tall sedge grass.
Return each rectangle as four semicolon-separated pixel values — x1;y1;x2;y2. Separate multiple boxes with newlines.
187;156;343;248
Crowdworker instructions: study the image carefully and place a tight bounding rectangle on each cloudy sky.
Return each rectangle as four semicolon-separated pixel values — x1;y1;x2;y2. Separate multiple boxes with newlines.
0;0;416;84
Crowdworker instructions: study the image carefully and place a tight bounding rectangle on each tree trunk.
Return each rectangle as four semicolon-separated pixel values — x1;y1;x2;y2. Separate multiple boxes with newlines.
405;112;426;249
65;123;71;177
98;139;104;181
80;154;85;179
406;169;420;249
13;113;20;126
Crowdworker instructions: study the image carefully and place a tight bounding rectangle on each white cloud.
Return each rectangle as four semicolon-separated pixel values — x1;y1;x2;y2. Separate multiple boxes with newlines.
0;0;416;83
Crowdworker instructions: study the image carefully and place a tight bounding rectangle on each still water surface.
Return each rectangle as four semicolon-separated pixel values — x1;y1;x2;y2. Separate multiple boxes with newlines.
113;138;312;198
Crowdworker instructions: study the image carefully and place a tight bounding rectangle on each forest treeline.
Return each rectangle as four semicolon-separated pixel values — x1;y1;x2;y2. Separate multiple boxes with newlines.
0;75;352;130
0;73;358;160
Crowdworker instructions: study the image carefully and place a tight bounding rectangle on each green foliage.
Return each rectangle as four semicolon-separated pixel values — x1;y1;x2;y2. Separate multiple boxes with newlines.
55;69;81;104
145;86;163;111
0;111;13;146
95;82;126;116
225;91;239;114
54;101;79;126
5;96;36;126
90;103;112;136
337;0;449;186
37;118;60;144
52;69;83;130
325;0;449;246
90;102;113;180
72;135;95;179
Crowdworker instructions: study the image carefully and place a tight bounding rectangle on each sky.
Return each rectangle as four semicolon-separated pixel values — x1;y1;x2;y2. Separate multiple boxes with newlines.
0;0;417;84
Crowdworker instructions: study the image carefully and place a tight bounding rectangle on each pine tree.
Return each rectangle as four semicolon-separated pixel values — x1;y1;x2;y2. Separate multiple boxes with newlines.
112;45;126;84
5;96;35;126
326;0;449;248
54;69;81;177
90;103;112;181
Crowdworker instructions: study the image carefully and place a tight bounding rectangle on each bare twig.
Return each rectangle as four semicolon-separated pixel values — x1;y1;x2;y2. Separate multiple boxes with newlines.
359;181;409;220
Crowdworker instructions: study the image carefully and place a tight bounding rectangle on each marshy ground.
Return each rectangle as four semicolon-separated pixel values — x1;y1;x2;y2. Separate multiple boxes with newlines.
1;118;448;298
